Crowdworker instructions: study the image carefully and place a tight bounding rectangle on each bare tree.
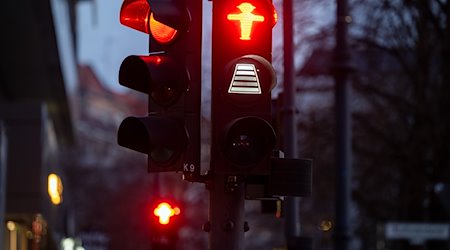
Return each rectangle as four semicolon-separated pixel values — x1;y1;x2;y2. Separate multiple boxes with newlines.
349;0;450;248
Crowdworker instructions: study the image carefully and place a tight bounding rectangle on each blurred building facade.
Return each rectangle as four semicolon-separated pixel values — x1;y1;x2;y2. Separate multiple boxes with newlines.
68;64;147;250
75;65;146;169
0;0;78;249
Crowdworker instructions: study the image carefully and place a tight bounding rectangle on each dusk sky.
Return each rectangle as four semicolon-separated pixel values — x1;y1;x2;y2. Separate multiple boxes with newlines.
77;0;148;93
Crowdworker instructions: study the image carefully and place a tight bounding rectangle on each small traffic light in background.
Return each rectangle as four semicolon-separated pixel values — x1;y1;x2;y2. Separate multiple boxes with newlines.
211;0;278;175
117;0;201;178
149;199;182;250
153;201;181;225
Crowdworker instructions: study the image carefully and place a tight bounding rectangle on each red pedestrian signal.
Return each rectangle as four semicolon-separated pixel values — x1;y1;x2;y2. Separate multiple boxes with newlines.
227;3;265;40
211;0;278;175
153;202;181;225
148;198;182;249
216;0;276;47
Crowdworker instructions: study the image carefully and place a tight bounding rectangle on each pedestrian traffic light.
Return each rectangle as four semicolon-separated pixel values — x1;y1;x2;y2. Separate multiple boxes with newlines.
148;198;182;250
211;0;278;175
153;201;181;225
117;0;201;177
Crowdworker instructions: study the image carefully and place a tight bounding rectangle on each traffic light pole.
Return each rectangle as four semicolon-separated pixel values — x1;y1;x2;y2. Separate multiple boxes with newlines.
208;174;246;250
209;0;279;247
334;0;351;249
282;0;303;248
282;1;314;249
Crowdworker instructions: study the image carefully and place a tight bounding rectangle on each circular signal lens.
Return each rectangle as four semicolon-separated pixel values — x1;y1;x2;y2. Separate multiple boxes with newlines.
150;147;175;164
224;117;276;167
149;12;178;44
150;85;177;107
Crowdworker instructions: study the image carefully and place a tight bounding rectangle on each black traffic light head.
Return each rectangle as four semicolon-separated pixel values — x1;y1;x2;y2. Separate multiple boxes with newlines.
117;0;201;176
211;0;278;175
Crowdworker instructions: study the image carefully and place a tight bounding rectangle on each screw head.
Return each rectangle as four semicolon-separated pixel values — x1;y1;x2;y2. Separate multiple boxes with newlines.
223;220;235;232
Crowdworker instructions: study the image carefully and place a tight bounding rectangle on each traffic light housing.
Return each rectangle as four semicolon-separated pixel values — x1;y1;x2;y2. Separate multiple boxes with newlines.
211;0;278;175
117;0;201;177
148;198;182;249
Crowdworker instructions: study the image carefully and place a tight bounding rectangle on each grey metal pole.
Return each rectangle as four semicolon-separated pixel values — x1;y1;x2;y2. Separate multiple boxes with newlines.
334;0;351;249
282;0;302;247
0;123;6;249
209;175;245;250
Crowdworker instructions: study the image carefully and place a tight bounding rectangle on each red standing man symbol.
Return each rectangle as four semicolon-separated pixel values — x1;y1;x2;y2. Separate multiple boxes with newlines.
227;3;264;40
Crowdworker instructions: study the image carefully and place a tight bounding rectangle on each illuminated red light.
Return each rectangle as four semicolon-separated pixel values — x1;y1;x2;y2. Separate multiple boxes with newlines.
153;202;180;225
227;2;264;40
120;0;151;33
149;13;178;44
120;0;178;44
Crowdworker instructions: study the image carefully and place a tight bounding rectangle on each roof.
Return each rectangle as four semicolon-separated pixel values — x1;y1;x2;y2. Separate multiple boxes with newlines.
78;64;147;116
